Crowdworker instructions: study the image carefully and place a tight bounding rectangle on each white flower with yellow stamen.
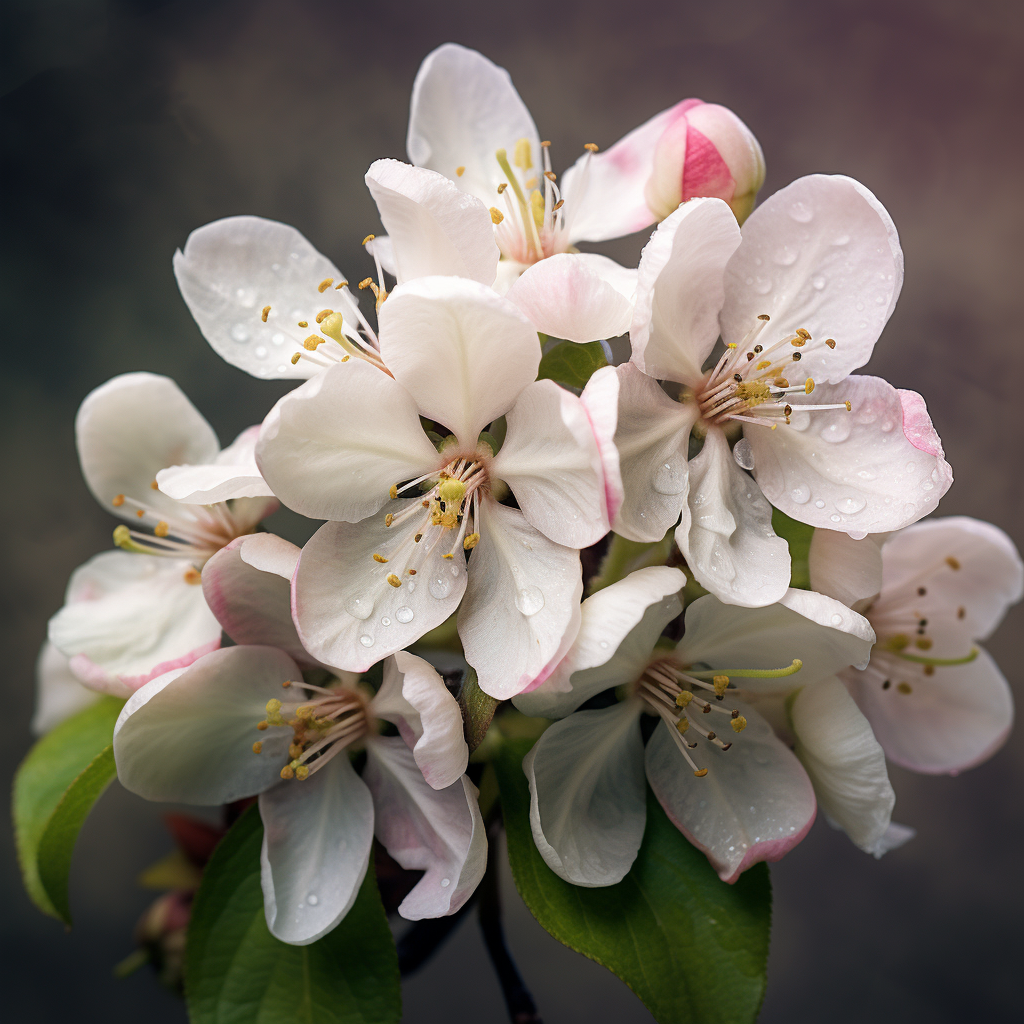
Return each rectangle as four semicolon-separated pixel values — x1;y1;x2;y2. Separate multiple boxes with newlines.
809;516;1022;774
113;533;485;946
513;566;889;885
46;373;277;696
256;276;610;700
583;175;953;608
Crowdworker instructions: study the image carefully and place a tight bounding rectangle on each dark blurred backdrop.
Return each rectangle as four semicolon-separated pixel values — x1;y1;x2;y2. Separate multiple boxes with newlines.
2;1;1022;1021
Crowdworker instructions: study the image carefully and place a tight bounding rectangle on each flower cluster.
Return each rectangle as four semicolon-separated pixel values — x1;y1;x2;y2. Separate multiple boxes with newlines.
36;43;1020;953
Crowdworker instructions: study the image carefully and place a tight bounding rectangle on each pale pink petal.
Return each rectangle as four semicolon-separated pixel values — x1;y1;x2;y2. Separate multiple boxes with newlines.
256;358;440;522
365;159;499;286
808;529;885;610
32;642;101;735
506;253;636;342
458;500;582;700
630;198;741;387
720;175;903;385
491;380;608;548
364;737;486;920
677;426;790;607
579;364;624;526
378;277;540;448
744;376;951;534
524;701;647;886
645;706;816;882
157;425;275;503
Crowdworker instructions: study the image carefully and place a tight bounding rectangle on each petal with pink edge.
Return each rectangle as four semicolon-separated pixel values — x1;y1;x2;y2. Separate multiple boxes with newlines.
791;677;895;854
365;159;499;286
579;364;624;526
256;358;439;522
260;752;373;945
113;645;298;805
458;500;582;701
677;426;790;608
524;701;647;887
364;737;486;920
32;642;101;735
843;646;1013;774
293;505;467;673
744;376;951;534
720;175;903;385
644;706;816;883
370;652;468;790
506;253;636;343
492;380;608;548
378;277;540;449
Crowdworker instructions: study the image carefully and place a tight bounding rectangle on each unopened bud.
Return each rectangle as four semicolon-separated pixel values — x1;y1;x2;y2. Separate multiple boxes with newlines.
645;99;765;224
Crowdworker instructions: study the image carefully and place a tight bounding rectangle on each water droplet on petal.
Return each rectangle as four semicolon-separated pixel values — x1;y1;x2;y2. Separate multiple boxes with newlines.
380;616;391;627
814;499;826;509
789;201;813;222
830;513;842;523
599;641;609;649
833;233;850;245
788;411;811;431
515;586;545;616
440;877;451;888
881;420;895;433
820;419;851;443
830;614;843;626
875;294;886;305
732;438;755;471
359;634;374;648
653;456;687;494
271;332;286;346
429;574;453;599
753;275;773;295
406;580;417;594
790;484;811;504
836;495;866;514
307;894;319;906
255;345;268;359
773;245;798;266
346;596;373;620
235;286;257;308
396;606;414;624
812;275;826;291
231;323;250;343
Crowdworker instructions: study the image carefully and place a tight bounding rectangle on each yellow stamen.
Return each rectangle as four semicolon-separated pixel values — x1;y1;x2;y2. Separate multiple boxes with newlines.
280;765;295;780
318;278;334;293
946;556;961;570
315;308;333;323
713;675;729;697
675;691;693;708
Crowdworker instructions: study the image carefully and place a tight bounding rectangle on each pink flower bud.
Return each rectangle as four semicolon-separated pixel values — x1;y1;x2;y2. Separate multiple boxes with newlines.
644;100;765;224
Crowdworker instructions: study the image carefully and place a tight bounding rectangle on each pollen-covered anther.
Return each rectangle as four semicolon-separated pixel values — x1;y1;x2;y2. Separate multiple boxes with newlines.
735;381;772;406
463;532;480;550
261;305;271;322
112;494;125;507
280;765;295;780
317;278;334;293
386;573;402;588
693;768;709;778
252;741;263;753
154;521;170;538
183;568;202;585
372;553;388;563
675;691;693;708
805;378;815;394
389;485;398;499
303;335;323;351
584;142;599;152
731;715;748;733
315;309;333;324
825;338;836;349
362;234;375;245
456;165;465;176
713;675;730;697
490;207;504;224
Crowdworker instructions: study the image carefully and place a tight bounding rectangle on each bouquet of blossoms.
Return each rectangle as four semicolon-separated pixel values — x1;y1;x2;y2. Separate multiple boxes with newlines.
15;43;1021;1024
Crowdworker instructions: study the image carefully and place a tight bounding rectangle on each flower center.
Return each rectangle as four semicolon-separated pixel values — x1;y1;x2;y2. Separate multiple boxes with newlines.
253;678;373;781
635;655;803;776
110;487;250;577
692;315;851;430
488;138;598;265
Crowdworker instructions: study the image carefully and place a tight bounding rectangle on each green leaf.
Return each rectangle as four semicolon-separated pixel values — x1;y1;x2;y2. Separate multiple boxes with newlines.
772;509;814;589
494;738;771;1024
12;696;124;920
537;339;608;389
186;805;401;1024
37;744;118;924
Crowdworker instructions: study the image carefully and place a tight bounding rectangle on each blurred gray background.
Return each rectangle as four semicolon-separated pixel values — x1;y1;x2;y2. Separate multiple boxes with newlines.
2;0;1022;1021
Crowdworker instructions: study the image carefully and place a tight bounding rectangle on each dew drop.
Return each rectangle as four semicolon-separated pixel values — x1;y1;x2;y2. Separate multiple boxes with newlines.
406;580;417;594
599;641;609;649
271;332;286;346
930;468;941;483
773;245;798;266
234;286;257;308
345;595;373;620
732;438;755;471
429;574;453;599
745;276;754;286
396;606;414;623
231;323;250;343
307;894;319;906
830;614;843;626
255;345;268;359
905;461;918;474
881;419;895;433
753;275;773;295
820;419;851;443
653;456;688;495
814;499;826;509
790;483;811;504
359;634;374;648
440;877;451;888
855;301;864;312
789;201;813;223
875;294;886;305
833;233;850;245
811;275;826;291
380;616;392;627
830;513;842;523
515;586;545;616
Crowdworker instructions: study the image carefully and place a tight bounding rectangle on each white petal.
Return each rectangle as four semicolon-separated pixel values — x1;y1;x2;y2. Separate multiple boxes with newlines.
256;358;439;522
790;677;895;853
676;426;790;607
157;425;275;503
514;565;685;718
48;553;222;690
260;753;373;944
458;500;582;700
506;253;636;342
201;535;313;667
559;102;685;243
370;652;468;790
844;647;1013;774
745;376;951;534
720;175;903;385
597;363;697;543
645;705;816;882
173;215;355;380
579;364;624;526
678;589;875;695
630;198;741;386
378;277;540;448
293;505;467;672
365;159;499;286
364;738;486;920
113;645;299;804
524;702;647;886
77;373;219;520
407;43;539;207
32;642;101;735
491;380;609;548
865;821;915;858
877;517;1023;642
807;529;885;609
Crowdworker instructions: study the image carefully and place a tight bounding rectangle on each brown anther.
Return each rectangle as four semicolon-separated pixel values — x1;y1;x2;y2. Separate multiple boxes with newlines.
957;606;966;619
946;556;961;570
746;352;755;361
758;314;770;321
315;309;333;323
303;335;322;350
774;377;790;388
897;682;913;695
882;680;891;689
844;401;852;411
136;509;145;518
261;305;271;322
584;142;599;152
796;328;811;340
252;741;263;753
791;351;802;361
297;320;308;328
552;199;564;211
753;344;763;354
733;373;743;382
693;768;709;777
825;338;836;349
112;494;125;507
421;500;430;507
924;665;935;676
372;553;388;563
916;638;933;650
784;404;793;416
151;479;159;490
917;587;927;596
408;568;417;575
183;568;202;585
497;182;508;194
706;731;716;741
544;170;557;181
702;704;711;714
386;573;402;588
256;721;269;731
318;278;333;293
414;533;423;543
